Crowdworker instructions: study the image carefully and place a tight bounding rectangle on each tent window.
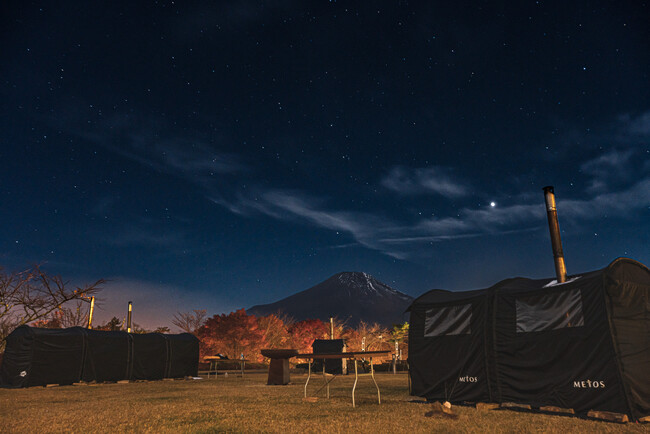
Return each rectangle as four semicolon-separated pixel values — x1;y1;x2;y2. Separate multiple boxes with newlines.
516;288;584;333
424;304;471;337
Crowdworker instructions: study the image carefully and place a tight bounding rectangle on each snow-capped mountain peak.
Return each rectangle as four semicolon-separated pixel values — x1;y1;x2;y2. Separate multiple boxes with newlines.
248;271;413;327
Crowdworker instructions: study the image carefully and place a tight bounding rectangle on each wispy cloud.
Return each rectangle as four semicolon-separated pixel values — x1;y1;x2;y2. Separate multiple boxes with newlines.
619;110;650;137
381;166;469;198
70;109;650;261
211;189;406;257
580;149;635;193
398;178;650;243
558;178;650;219
77;115;245;180
202;175;649;260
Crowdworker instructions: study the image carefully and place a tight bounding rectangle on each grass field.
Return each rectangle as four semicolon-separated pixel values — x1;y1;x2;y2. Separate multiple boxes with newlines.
1;371;646;433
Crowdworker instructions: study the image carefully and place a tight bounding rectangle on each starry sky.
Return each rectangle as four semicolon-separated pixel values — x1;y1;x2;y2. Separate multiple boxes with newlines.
2;1;649;329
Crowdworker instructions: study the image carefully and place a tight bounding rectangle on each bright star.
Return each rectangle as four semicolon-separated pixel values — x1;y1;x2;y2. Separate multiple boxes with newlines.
490;202;496;207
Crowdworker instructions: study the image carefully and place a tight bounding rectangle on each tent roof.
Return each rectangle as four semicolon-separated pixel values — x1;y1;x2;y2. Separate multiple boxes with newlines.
407;257;649;310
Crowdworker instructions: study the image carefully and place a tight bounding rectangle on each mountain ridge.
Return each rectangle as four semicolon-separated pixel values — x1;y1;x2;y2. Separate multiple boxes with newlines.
248;271;413;327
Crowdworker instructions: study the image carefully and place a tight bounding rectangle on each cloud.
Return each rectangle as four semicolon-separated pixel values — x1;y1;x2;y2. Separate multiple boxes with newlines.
558;178;650;219
206;172;650;261
262;191;379;237
414;178;650;238
381;166;469;198
219;189;399;252
380;227;539;245
620;110;650;137
76;115;245;180
580;149;635;193
201;177;650;261
70;109;650;262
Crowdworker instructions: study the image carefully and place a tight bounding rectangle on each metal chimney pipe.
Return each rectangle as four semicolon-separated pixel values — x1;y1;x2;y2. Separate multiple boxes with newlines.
87;296;95;329
542;186;567;283
127;301;133;333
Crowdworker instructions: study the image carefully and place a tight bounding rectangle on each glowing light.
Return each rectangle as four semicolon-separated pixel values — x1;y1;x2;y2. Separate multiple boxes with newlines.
490;202;496;207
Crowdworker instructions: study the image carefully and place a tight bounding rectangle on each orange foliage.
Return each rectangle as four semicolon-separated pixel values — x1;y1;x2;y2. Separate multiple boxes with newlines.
287;319;330;354
195;309;407;364
198;309;265;361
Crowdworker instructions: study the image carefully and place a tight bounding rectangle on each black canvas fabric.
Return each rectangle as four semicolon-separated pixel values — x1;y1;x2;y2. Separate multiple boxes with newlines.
130;333;168;380
1;327;199;387
604;259;650;420
312;339;344;374
494;276;628;414
0;326;85;387
1;326;38;387
82;329;131;382
166;333;199;378
409;295;490;402
407;258;650;420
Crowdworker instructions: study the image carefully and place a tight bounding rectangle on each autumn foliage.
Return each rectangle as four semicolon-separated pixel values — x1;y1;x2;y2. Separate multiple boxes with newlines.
196;308;408;363
199;309;265;361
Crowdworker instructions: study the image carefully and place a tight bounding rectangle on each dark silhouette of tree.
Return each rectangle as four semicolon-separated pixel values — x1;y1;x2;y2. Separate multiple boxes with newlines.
0;265;104;350
95;317;123;331
172;309;207;335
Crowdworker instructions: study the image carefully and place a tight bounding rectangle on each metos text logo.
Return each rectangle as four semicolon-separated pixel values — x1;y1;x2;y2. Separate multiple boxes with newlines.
573;380;605;388
459;376;478;383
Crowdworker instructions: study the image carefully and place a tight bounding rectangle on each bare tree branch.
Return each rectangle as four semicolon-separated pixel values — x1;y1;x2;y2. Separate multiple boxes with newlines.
0;265;105;350
172;309;207;335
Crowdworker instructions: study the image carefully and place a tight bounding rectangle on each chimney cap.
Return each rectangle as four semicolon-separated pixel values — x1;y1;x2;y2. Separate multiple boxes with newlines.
542;186;555;193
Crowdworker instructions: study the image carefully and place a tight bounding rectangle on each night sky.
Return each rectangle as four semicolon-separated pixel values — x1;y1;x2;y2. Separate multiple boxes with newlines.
2;1;649;329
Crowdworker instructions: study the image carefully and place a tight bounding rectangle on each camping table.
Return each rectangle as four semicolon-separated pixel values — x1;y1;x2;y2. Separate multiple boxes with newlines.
203;356;248;379
296;350;391;407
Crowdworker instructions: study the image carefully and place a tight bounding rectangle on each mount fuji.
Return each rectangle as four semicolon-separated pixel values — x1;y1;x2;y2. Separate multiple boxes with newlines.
248;272;413;327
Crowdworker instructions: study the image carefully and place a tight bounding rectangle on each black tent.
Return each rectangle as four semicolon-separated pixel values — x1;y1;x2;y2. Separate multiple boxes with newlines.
407;258;650;421
1;326;87;387
131;333;168;381
166;333;200;379
83;329;130;382
1;326;199;387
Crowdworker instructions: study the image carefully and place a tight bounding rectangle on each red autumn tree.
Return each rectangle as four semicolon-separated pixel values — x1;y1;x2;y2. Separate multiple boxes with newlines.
198;309;265;361
338;327;361;351
287;319;330;354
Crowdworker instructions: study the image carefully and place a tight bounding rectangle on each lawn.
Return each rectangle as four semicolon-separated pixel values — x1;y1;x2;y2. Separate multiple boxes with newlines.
0;372;645;433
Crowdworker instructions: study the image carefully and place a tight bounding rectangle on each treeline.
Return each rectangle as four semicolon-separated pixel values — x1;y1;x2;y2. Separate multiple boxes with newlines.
32;311;171;334
178;309;409;363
